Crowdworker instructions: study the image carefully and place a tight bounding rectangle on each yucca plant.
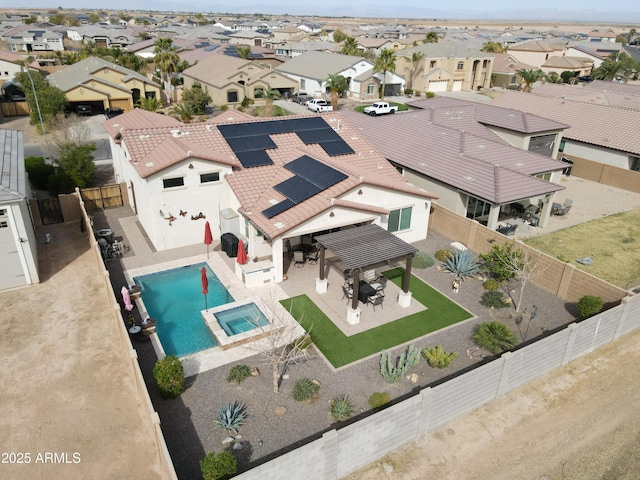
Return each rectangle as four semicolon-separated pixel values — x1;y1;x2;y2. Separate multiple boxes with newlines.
214;401;247;434
473;321;517;355
422;345;458;368
330;395;353;421
442;249;480;288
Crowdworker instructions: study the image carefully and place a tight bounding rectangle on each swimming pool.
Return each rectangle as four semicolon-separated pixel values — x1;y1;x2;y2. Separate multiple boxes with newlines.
215;303;269;337
134;263;234;357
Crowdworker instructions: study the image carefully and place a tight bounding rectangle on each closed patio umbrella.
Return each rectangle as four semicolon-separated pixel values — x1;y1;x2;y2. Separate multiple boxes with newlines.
201;266;209;311
237;239;247;265
121;286;134;311
204;221;213;259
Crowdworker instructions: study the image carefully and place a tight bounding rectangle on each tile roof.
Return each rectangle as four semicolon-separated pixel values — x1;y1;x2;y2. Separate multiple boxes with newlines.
509;39;564;52
395;39;493;60
490;53;535;74
102;109;182;143
113;112;437;240
532;83;640;111
490;91;640;156
275;51;371;81
340;104;566;205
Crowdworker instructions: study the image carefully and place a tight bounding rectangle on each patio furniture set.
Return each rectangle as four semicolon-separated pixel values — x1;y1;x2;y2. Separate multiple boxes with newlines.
342;269;387;311
551;198;573;216
291;245;319;267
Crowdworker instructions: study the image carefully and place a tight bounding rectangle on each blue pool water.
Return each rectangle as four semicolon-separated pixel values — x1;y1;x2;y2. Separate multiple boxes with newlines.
134;263;234;357
215;303;269;337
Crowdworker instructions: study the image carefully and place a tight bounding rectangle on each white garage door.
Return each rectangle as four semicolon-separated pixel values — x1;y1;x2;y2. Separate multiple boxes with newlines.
428;80;448;92
452;80;463;91
0;209;26;290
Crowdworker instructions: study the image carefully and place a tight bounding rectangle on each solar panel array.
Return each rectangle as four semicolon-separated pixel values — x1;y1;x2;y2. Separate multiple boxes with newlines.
263;155;348;219
223;45;264;59
218;117;354;169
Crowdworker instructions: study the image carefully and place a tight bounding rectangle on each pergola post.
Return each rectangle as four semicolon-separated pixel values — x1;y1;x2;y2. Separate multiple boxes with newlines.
398;254;414;308
351;268;361;311
318;246;325;280
315;245;328;294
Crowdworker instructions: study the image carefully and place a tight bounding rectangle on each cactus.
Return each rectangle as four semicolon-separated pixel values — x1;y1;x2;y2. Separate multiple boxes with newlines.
379;344;421;383
421;345;458;368
214;401;247;434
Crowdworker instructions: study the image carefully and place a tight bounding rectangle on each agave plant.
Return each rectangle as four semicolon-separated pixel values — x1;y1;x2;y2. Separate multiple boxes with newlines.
442;249;480;287
214;401;247;434
330;395;353;422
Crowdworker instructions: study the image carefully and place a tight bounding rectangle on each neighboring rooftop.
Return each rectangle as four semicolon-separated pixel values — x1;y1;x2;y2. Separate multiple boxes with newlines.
0;129;26;203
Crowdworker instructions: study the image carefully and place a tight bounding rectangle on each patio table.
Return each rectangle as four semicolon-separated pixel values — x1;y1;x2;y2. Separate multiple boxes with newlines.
358;280;376;304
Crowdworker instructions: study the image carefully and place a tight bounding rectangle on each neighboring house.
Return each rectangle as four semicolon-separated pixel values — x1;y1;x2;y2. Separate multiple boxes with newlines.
181;54;297;107
491;89;640;172
297;22;322;34
103;110;437;286
273;40;338;59
341;97;568;230
65;25;145;48
0;50;41;87
227;30;271;47
489;53;535;89
46;56;161;113
0;129;39;291
354;36;393;56
507;39;566;69
6;27;64;53
394;40;493;93
275;51;405;99
587;29;617;43
565;43;624;69
271;26;306;42
540;55;592;77
532;82;640;111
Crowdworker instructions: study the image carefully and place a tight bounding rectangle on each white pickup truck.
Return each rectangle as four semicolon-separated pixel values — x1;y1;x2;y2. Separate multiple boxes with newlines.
306;99;333;112
363;102;398;116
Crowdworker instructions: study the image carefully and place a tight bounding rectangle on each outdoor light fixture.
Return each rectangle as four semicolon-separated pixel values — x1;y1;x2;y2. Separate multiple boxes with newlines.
159;210;164;217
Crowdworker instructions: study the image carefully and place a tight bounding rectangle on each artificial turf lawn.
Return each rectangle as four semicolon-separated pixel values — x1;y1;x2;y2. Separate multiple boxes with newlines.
280;268;473;368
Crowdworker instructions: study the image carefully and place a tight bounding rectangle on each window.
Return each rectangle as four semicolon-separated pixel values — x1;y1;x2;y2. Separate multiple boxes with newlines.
536;172;552;181
559;139;566;153
200;172;220;183
367;83;375;95
466;196;491;220
0;221;7;228
528;134;555;157
300;79;306;90
631;156;640;172
227;90;238;103
457;61;464;70
162;177;184;188
430;60;436;68
388;206;412;232
254;87;264;98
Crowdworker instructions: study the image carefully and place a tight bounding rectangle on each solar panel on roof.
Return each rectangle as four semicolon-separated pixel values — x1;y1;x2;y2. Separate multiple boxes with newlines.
263;199;296;219
296;128;341;145
285;155;348;190
236;150;273;167
320;140;355;157
275;175;322;204
203;45;219;51
225;135;276;152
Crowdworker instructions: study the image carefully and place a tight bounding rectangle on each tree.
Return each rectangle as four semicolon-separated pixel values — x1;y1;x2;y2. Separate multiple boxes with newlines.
88;13;100;23
424;32;439;43
340;36;359;56
516;68;545;92
235;45;251;59
49;13;67;25
408;51;425;90
545;71;563;84
592;52;637;81
136;96;163;112
473;321;518;355
14;69;68;132
325;73;349;110
333;27;348;43
262;89;280;117
55;142;96;189
482;41;507;53
154;38;181;101
181;84;211;114
242;296;313;393
560;70;577;83
170;102;195;123
374;49;396;100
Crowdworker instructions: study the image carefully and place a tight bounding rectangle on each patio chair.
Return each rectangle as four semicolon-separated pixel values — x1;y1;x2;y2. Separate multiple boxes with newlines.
496;223;517;236
369;276;388;295
341;285;354;303
306;248;319;265
367;293;385;311
293;250;305;268
363;269;377;283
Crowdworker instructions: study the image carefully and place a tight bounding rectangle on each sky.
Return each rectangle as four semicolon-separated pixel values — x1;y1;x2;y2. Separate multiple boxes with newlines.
12;1;640;23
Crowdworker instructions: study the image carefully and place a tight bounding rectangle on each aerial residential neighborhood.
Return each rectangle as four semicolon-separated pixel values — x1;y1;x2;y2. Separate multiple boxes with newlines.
1;6;640;480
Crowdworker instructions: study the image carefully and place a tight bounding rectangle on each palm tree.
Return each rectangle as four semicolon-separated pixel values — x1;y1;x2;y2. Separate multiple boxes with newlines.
473;322;518;355
592;52;636;81
340;36;359;56
236;46;251;60
408;51;425;90
481;41;507;53
374;49;396;100
424;32;439;43
263;89;280;117
325;74;349;110
517;68;545;92
136;96;163;112
170;102;194;123
154;38;181;102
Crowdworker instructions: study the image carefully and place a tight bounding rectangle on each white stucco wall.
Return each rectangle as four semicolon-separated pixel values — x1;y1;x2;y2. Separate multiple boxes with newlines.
562;139;632;169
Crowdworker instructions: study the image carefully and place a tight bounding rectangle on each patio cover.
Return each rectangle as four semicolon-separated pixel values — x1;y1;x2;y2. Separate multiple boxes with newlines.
314;224;417;310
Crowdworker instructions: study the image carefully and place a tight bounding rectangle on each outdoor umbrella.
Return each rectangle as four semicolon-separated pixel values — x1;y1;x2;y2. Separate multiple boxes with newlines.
121;286;134;311
204;221;213;259
201;266;209;311
237;239;247;265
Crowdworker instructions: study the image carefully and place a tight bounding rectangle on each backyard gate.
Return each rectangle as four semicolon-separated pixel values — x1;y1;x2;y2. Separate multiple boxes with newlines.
80;184;124;211
37;197;63;225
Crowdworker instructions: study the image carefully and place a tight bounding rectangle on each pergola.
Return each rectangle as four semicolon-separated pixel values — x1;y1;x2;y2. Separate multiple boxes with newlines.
314;224;417;314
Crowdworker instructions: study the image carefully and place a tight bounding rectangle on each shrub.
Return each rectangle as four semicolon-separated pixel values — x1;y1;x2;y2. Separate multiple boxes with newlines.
292;378;319;401
379;344;421;383
434;249;454;262
330;395;353;421
25;156;55;190
368;392;391;410
220;105;228;111
404;88;414;95
290;334;312;350
214;401;247;434
153;355;185;398
425;91;435;98
226;364;252;384
413;251;435;269
483;279;500;291
577;295;604;319
480;290;510;309
240;97;254;108
442;249;480;284
422;345;458;368
480;242;523;282
200;451;237;480
473;321;517;355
